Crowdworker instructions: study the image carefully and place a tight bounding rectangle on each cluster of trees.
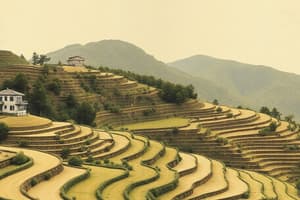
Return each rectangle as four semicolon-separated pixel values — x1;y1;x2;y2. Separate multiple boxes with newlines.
1;73;96;126
0;123;9;141
32;52;51;65
260;106;281;119
97;66;197;104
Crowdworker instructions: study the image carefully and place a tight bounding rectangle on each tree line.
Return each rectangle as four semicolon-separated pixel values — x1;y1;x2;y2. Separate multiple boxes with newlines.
1;73;96;126
97;66;197;104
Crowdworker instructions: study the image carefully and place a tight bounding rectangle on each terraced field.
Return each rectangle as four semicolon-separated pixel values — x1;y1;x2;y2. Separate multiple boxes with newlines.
0;113;299;200
130;103;300;184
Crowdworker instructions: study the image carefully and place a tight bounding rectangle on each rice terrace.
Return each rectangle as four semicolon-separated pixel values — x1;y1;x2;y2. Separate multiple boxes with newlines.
2;1;300;199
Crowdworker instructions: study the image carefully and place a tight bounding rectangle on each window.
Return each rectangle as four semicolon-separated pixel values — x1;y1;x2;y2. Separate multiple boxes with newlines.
4;105;7;109
10;96;14;101
4;96;7;101
0;97;2;101
10;106;14;111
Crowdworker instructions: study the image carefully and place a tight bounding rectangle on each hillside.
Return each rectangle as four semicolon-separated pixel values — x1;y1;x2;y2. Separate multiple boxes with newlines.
0;112;299;200
46;40;242;105
170;55;300;118
0;50;28;67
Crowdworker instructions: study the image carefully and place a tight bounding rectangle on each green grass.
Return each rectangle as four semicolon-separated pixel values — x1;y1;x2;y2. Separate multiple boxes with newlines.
0;51;28;67
0;165;19;177
117;117;189;130
67;165;124;200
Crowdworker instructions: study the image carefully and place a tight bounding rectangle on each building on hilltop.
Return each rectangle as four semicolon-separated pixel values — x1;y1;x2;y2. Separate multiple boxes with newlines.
67;56;85;66
0;89;28;116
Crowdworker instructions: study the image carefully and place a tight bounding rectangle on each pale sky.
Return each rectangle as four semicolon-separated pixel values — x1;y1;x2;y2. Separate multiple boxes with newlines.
1;0;300;73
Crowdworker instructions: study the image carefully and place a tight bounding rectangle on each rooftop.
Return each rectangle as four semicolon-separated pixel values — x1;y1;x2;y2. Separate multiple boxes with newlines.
67;56;85;61
0;88;25;96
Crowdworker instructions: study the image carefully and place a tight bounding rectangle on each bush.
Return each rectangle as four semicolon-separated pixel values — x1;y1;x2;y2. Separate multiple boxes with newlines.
75;102;96;125
269;122;278;132
61;148;70;159
47;79;61;95
11;152;29;165
212;99;219;105
43;172;52;180
216;137;228;145
172;127;179;135
30;178;38;187
68;156;83;167
18;141;29;147
216;107;222;113
0;123;9;141
86;155;94;163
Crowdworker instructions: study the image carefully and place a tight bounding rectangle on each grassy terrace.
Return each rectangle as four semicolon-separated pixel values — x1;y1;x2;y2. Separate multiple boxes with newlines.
28;166;86;200
129;147;178;199
101;133;157;200
67;165;124;200
0;114;52;130
116;117;190;130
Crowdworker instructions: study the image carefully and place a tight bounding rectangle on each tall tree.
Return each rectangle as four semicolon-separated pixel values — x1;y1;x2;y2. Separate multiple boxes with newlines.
32;52;39;65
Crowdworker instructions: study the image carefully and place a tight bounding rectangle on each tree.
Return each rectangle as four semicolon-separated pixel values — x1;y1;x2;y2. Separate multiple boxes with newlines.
13;73;29;93
29;78;54;117
11;152;29;165
32;52;39;65
271;107;281;119
75;102;96;125
0;123;9;141
285;115;294;123
39;55;51;65
61;148;70;159
31;52;51;65
68;156;83;166
1;73;29;93
212;99;219;105
260;106;271;115
20;54;26;61
47;79;61;95
66;94;78;108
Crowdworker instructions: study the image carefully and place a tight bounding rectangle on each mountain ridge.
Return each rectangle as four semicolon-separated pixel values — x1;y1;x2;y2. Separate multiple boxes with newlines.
46;39;300;118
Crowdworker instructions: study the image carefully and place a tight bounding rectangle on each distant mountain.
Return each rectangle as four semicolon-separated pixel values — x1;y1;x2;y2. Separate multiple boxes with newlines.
170;55;300;118
46;40;242;105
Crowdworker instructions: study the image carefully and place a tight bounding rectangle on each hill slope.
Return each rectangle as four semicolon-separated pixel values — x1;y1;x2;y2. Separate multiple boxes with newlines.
46;40;242;105
170;55;300;118
0;50;28;67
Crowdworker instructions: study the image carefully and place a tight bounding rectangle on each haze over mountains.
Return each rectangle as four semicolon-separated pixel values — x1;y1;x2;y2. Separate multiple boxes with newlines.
47;40;300;118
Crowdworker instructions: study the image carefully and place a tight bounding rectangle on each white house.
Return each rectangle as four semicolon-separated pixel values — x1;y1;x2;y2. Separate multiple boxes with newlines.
0;89;28;116
67;56;85;66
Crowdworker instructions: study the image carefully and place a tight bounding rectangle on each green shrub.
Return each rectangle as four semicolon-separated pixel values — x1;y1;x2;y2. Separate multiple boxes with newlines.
43;172;51;180
216;107;222;113
61;148;70;159
30;178;38;186
68;156;83;167
86;155;94;163
18;141;28;147
216;137;228;145
269;122;278;132
11;152;29;165
212;99;219;105
47;79;61;95
0;123;9;141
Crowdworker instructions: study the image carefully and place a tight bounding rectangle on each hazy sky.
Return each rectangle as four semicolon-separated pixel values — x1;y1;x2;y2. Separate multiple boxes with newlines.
1;0;300;73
